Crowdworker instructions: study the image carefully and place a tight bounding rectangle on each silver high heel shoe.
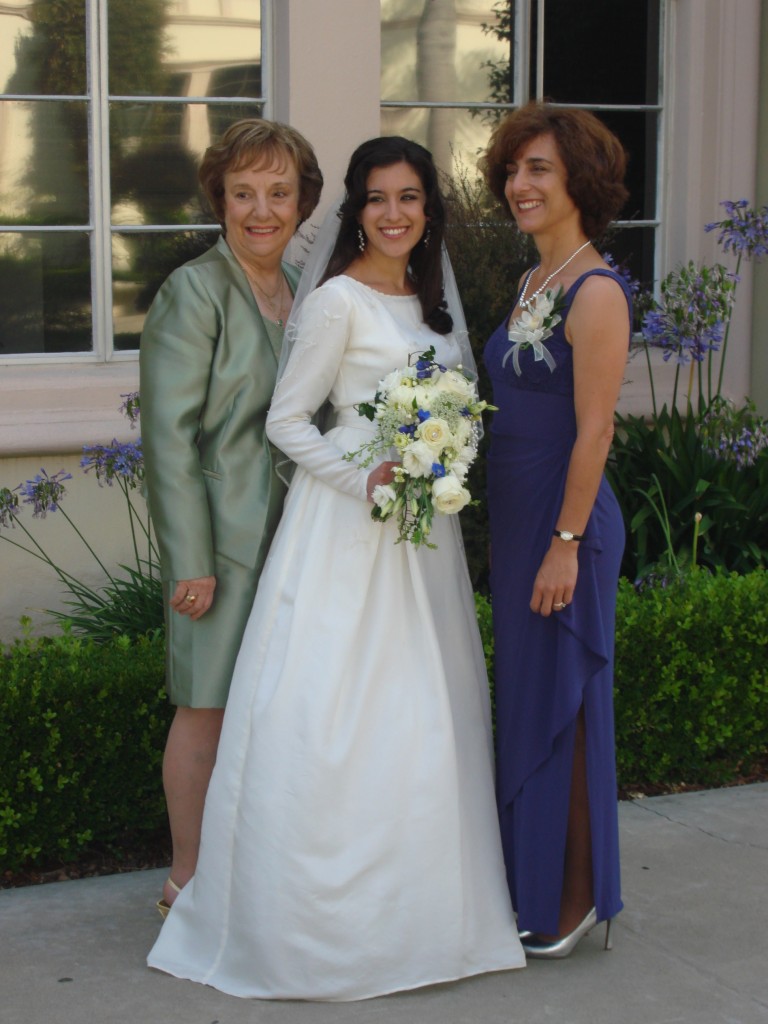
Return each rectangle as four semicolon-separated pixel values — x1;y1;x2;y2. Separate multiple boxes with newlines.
521;907;613;959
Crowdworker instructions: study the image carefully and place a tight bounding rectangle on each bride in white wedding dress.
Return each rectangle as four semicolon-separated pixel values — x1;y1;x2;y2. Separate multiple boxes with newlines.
147;136;525;1001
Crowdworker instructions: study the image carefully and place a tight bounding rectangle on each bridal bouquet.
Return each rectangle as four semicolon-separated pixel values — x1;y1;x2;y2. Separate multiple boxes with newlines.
344;347;494;548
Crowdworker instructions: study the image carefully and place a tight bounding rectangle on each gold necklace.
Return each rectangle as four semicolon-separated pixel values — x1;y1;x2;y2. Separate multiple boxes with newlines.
242;267;288;327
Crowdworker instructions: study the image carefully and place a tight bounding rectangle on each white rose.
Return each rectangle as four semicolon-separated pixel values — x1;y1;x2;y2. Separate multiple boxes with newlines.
431;473;471;514
433;369;476;401
417;417;451;453
401;439;435;478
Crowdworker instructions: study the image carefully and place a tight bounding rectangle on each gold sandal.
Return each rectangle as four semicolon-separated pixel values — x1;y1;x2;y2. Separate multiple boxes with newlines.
156;877;182;920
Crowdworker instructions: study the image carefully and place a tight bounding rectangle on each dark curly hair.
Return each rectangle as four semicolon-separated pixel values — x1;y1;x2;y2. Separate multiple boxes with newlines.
199;118;323;227
321;136;452;335
479;102;629;239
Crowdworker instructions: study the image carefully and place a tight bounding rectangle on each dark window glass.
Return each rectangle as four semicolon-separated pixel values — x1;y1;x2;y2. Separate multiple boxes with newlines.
0;232;92;355
112;229;216;351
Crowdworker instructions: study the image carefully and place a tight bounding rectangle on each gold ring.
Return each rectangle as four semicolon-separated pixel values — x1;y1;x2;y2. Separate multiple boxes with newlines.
185;594;197;603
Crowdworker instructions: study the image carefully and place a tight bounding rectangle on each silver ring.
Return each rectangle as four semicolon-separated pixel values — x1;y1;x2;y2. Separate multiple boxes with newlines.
553;601;566;610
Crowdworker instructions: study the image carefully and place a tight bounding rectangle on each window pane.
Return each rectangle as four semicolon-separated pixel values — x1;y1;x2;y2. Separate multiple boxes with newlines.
0;101;90;225
381;102;496;177
601;225;655;301
381;0;507;104
597;109;658;224
0;232;91;355
0;0;87;97
112;229;216;350
109;0;262;98
543;0;660;106
110;101;263;226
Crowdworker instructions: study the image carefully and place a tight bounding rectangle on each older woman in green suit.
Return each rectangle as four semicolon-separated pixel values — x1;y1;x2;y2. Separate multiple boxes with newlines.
140;120;322;917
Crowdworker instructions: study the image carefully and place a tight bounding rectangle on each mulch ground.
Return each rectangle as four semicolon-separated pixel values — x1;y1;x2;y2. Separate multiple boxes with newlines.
4;758;767;890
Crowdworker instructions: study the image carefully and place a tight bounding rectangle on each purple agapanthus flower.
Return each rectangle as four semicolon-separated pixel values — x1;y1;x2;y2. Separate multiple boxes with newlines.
0;486;20;529
398;424;417;436
417;409;431;422
705;199;768;261
119;391;141;428
81;439;144;488
602;252;643;298
699;398;768;469
431;463;447;478
641;260;734;364
19;469;72;518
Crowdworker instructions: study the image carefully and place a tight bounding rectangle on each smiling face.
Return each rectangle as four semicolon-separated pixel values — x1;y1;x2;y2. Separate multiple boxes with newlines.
222;157;300;269
358;161;428;263
503;133;580;238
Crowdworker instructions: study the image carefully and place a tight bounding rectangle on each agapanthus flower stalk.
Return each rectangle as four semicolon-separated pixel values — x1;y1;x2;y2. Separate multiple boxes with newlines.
705;199;768;395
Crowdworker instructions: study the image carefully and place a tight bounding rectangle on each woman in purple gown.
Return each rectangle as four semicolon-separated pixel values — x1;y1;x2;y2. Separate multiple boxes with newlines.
480;102;631;958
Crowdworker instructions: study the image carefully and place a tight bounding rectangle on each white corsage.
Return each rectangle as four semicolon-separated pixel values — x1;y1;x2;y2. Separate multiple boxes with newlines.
503;287;565;376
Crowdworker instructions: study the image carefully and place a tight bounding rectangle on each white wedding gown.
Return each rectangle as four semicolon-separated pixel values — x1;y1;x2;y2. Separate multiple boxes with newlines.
147;276;525;1000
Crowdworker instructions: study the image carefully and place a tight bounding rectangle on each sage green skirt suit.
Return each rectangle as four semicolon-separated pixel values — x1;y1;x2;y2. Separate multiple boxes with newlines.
140;236;298;707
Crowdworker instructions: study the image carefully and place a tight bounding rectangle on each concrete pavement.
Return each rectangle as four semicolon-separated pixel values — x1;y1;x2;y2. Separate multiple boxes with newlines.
3;783;768;1024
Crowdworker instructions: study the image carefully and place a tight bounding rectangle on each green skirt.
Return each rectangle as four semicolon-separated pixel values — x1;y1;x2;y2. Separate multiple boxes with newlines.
164;552;262;708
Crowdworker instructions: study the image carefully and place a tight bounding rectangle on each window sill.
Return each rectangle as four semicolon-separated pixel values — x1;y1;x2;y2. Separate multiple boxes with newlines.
0;362;140;457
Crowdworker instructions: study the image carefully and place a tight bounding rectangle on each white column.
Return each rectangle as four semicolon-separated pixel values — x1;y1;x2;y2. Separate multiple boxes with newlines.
662;0;762;402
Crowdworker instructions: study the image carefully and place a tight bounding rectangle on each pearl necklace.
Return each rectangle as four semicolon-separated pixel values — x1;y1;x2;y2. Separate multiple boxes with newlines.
519;239;592;310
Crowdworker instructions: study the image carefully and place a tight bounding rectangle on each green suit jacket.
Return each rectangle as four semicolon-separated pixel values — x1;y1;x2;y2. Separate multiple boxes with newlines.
139;236;297;582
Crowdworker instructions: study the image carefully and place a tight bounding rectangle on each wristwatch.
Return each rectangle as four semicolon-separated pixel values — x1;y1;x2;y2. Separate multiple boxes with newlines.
553;528;584;542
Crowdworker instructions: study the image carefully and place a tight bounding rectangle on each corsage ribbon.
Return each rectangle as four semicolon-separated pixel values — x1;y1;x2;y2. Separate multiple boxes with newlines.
502;336;557;376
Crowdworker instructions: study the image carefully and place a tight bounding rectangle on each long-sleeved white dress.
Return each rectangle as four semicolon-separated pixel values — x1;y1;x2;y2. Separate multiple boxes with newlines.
147;275;525;1001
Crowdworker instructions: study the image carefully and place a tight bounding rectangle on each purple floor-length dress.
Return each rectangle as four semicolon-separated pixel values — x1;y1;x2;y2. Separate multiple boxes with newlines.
483;268;631;936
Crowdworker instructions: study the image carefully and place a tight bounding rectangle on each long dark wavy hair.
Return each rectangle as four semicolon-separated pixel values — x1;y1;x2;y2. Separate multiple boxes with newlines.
321;136;452;335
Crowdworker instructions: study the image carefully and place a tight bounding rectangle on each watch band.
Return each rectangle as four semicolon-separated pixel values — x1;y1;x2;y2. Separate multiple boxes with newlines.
553;528;584;542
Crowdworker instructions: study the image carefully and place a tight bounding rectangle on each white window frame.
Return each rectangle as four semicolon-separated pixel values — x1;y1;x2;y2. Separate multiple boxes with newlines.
0;0;270;369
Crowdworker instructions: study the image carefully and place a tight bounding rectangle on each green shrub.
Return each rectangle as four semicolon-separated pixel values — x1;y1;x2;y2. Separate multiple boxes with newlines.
614;570;768;786
476;573;768;790
0;625;171;872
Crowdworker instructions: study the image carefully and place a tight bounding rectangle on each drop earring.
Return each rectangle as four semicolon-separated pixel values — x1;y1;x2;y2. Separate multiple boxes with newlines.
357;226;366;253
422;227;431;249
